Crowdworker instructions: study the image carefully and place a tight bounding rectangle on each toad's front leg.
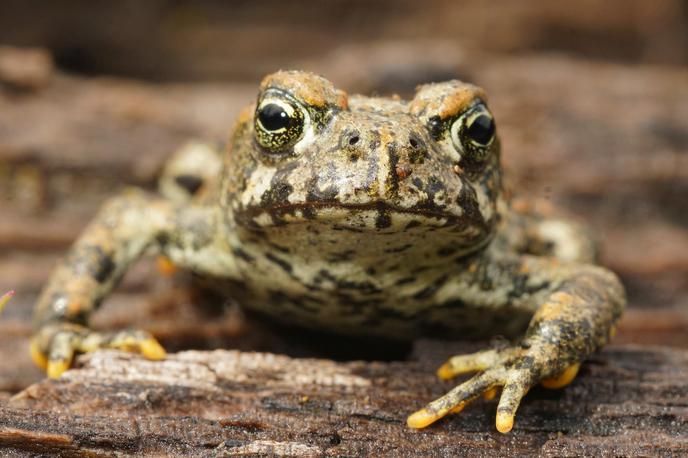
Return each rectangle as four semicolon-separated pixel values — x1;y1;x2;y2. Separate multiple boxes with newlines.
31;189;230;378
407;252;625;433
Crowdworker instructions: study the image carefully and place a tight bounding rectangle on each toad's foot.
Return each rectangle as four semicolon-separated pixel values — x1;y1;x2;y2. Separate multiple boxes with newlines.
31;323;166;379
407;345;581;433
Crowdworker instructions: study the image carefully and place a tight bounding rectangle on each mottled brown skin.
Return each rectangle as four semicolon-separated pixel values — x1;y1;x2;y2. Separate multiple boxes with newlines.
31;71;625;433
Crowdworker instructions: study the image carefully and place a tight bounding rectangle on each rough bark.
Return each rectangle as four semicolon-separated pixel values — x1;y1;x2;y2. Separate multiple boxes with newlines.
0;343;687;457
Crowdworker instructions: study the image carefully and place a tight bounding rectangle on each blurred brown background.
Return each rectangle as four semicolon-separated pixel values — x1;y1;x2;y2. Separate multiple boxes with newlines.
0;0;687;393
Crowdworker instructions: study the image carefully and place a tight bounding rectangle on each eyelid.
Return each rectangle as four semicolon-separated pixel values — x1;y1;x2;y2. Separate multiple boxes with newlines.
258;98;296;115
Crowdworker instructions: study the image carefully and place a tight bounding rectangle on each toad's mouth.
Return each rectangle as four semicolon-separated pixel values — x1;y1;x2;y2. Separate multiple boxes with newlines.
236;200;485;231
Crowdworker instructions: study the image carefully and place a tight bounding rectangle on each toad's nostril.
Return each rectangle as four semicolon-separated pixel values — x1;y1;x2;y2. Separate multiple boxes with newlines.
349;135;360;146
408;134;428;164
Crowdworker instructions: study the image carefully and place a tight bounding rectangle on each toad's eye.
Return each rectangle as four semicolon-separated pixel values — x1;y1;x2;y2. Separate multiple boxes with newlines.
254;97;307;153
466;113;495;146
450;103;496;162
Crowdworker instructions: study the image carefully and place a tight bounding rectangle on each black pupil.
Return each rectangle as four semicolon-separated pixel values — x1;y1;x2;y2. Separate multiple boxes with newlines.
259;103;291;131
467;114;495;145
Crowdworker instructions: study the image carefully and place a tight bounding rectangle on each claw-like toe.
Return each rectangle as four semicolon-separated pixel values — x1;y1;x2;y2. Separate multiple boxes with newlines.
46;331;78;379
107;330;167;360
494;375;531;433
436;349;507;380
47;358;71;379
140;338;167;360
408;371;500;429
407;407;448;429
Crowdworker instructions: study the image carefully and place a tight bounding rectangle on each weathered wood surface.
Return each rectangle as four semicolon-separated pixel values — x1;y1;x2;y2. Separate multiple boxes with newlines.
0;343;686;457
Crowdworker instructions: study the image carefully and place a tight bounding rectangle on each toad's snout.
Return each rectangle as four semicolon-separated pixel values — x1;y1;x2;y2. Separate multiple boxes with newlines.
338;129;428;168
336;127;431;201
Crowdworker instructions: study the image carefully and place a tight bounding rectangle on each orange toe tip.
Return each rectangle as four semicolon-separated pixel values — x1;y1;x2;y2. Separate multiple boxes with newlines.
449;402;466;414
407;408;443;429
496;412;514;433
156;256;178;277
47;360;70;379
436;363;455;380
140;339;167;361
483;387;498;401
29;340;48;371
541;363;581;389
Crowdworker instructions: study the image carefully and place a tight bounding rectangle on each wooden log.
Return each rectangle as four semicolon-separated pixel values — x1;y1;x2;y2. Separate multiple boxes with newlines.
1;342;687;456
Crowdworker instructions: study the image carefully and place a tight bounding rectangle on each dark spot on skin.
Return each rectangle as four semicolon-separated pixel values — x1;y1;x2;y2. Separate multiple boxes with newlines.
384;244;412;253
327;249;356;262
260;161;299;206
425;176;445;201
506;274;551;301
456;181;485;226
265;253;293;274
412;274;448;300
71;245;116;284
232;247;255;263
437;244;459;257
306;177;339;202
395;276;416;286
387;142;400;195
439;298;467;309
174;174;203;195
405;220;421;230
93;253;115;283
156;233;170;247
268;243;290;254
261;182;293;207
268;290;320;312
411;177;424;191
410;175;448;215
317;269;381;294
332;225;366;233
411;265;430;274
368;130;381;151
375;210;392;229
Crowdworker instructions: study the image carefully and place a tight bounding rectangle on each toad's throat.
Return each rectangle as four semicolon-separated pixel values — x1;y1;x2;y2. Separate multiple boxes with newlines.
236;200;487;231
